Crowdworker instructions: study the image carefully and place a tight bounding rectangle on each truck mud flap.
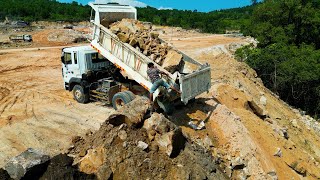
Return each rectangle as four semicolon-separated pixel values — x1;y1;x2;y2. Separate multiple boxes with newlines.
180;65;211;104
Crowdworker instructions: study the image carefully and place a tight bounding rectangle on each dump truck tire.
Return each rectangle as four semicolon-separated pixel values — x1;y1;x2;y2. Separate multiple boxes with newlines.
112;92;132;110
73;85;89;103
123;90;136;101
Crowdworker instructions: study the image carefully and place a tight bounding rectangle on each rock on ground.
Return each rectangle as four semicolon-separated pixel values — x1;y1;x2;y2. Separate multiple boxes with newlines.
4;148;50;180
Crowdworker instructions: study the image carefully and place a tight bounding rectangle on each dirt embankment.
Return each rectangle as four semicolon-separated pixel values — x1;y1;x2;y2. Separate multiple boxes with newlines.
160;31;320;179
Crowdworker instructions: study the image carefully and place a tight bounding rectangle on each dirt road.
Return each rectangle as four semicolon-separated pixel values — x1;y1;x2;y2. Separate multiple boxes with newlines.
0;47;114;167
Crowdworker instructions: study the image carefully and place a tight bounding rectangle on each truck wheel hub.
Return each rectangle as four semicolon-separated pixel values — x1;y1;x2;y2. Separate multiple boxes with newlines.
75;90;82;99
115;99;124;108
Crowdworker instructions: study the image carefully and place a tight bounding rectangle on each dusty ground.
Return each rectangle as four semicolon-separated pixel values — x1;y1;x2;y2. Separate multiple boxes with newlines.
0;24;319;179
0;25;112;167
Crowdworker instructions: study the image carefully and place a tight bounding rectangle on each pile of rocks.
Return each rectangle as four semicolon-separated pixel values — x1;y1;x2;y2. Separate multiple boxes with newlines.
109;19;185;73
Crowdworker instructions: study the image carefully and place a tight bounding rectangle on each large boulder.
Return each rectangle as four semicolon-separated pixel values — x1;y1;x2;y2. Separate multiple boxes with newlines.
143;113;185;157
161;50;183;73
4;148;50;179
107;97;150;127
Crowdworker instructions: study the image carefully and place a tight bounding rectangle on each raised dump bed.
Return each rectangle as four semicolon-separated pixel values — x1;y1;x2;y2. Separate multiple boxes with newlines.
89;3;211;105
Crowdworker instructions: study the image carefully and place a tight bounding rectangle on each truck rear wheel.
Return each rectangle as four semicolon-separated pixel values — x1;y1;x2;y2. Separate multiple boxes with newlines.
112;92;132;110
123;90;136;101
73;85;89;103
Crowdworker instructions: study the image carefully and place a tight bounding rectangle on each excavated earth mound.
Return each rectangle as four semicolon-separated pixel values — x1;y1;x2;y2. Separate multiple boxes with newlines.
69;121;227;179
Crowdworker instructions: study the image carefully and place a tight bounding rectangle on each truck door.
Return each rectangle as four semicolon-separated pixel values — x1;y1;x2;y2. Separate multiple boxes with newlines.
62;51;80;84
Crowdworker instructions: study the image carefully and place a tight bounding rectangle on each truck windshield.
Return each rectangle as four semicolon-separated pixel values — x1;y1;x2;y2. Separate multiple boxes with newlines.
91;53;107;63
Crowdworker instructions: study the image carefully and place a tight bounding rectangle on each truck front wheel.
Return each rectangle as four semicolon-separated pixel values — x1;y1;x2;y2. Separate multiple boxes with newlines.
73;85;89;103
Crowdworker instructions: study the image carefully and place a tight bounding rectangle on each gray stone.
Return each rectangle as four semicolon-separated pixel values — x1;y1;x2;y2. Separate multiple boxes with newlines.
267;170;278;180
231;157;246;169
248;100;267;118
97;163;113;180
118;130;128;140
290;119;300;128
274;148;282;157
143;113;185;157
4;148;50;179
280;128;289;139
137;141;148;150
260;96;267;106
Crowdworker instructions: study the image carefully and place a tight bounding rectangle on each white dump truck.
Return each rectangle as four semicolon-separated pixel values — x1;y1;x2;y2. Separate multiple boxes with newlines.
9;34;32;42
61;3;211;113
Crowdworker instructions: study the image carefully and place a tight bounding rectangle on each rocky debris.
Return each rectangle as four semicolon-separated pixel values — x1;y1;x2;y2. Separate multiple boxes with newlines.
181;60;199;74
248;100;267;119
107;96;149;127
274;148;282;157
231;156;246;170
47;29;89;44
96;163;112;180
137;141;149;150
109;19;198;74
2;150;94;180
4;148;50;179
181;131;214;152
188;120;205;130
161;50;183;73
65;101;226;179
260;95;267;106
39;154;95;180
290;119;300;129
301;115;320;135
79;147;107;174
267;170;278;180
143;113;185;157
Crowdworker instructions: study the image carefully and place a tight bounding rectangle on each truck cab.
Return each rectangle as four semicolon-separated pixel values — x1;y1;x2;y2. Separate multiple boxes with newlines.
61;46;111;90
61;46;129;107
23;35;32;42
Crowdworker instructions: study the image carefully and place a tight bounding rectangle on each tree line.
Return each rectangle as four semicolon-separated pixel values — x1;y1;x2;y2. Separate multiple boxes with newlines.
0;0;91;22
0;0;254;34
236;0;320;117
137;6;254;33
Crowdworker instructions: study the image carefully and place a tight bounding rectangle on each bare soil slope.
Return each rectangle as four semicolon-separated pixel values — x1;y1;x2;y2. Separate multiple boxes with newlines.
159;29;320;179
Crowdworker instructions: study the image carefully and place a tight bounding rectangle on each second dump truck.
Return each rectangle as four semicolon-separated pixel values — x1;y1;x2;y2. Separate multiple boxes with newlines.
61;3;211;113
9;34;32;42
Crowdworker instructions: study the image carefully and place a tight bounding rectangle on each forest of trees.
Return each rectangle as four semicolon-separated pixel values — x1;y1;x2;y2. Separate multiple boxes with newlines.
1;0;319;117
0;0;91;22
236;0;320;116
137;6;254;33
0;0;254;34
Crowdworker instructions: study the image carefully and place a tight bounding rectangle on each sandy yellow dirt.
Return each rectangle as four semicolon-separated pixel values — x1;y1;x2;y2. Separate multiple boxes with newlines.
161;30;320;179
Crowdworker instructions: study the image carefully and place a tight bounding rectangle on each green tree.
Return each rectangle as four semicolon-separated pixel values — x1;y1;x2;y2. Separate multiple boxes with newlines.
239;0;320;116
